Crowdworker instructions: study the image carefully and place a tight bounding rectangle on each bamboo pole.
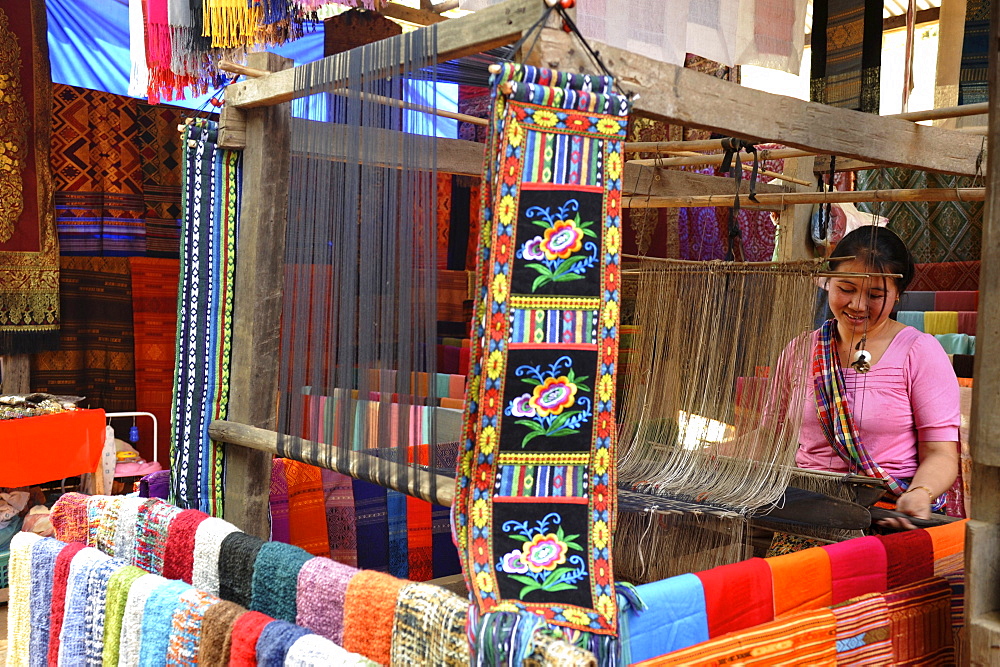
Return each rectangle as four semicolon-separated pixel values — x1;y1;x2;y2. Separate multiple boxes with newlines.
667;150;812;186
622;187;985;209
894;101;989;122
629;148;816;169
209;420;456;507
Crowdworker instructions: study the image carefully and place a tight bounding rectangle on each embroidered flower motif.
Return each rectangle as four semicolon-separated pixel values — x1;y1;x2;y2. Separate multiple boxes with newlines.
497;194;517;225
602;301;619;329
500;549;529;574
485;351;505;379
596;117;622;135
522;533;569;572
606;225;621;255
592;520;610;549
541;219;585;260
478;425;498;454
476;570;495;593
510;393;536;418
562;607;593;626
493;602;519;613
533;109;559;127
508;119;524;147
521;236;545;261
529;376;577;417
593;447;611;476
492;272;508;303
595;594;616;620
596;374;614;402
606;150;622;180
471;499;490;528
564;114;591;133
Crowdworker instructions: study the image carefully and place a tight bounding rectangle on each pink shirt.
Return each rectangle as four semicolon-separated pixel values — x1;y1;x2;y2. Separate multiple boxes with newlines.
796;326;960;478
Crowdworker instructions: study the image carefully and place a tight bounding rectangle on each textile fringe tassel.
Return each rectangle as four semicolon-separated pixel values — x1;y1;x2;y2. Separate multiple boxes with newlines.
468;583;646;666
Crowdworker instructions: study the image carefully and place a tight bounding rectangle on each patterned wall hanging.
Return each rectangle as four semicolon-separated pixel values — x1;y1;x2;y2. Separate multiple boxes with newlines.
0;1;59;355
455;63;629;648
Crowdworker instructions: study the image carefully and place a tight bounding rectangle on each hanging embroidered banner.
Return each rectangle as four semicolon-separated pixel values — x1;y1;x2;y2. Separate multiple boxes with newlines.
455;63;629;635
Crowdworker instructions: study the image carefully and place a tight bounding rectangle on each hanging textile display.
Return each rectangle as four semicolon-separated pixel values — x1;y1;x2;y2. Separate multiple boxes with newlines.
857;169;983;264
171;118;240;516
735;0;807;74
31;257;137;412
455;62;630;643
810;0;882;113
0;1;60;355
50;84;187;258
959;0;991;105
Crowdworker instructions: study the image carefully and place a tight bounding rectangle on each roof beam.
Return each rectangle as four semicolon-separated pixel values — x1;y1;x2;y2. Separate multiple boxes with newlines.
533;29;984;176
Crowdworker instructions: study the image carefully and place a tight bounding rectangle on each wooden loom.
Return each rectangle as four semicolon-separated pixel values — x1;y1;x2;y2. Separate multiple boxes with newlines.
204;0;1000;659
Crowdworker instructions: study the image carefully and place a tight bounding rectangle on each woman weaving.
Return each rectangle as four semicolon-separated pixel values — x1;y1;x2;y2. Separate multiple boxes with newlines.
795;226;960;530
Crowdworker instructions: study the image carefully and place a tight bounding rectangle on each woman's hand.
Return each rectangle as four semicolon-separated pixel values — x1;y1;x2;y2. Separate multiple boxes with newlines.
877;488;932;530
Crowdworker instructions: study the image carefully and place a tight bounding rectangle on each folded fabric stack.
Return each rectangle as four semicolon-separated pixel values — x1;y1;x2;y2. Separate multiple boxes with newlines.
25;493;592;666
623;521;966;665
894;289;979;381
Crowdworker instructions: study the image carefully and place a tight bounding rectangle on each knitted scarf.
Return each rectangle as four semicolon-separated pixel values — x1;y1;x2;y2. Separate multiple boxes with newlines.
57;546;107;665
228;610;276;666
342;570;408;665
191;516;240;595
46;540;85;664
219;532;265;607
50;492;89;544
135;499;183;574
197;599;247;666
255;620;311;666
103;565;148;666
84;557;128;664
166;588;220;665
389;582;470;666
114;497;154;565
295;557;359;644
162;508;210;582
119;574;171;667
284;634;379;667
138;579;191;665
6;532;41;667
251;541;313;622
28;537;64;662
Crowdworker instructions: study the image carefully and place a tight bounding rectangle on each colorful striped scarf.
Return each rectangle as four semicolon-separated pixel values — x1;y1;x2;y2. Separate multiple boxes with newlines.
813;319;944;509
28;537;64;663
166;588;221;665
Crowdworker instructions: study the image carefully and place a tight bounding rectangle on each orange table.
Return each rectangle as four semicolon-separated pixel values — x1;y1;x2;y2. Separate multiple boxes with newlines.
0;409;106;486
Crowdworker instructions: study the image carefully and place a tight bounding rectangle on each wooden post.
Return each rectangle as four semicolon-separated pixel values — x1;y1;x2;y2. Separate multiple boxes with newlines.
774;157;819;262
967;0;1000;661
934;0;968;129
1;355;31;394
223;52;293;539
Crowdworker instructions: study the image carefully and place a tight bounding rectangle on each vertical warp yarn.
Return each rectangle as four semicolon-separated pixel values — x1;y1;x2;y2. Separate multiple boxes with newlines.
102;565;148;666
197;599;247;666
342;570;409;665
165;588;220;665
219;531;265;607
6;531;41;667
162;507;209;582
57;546;107;665
46;540;86;664
84;557;128;664
255;619;311;666
119;574;170;667
114;497;154;565
389;581;470;666
28;537;64;663
135;499;183;573
228;610;276;666
295;557;359;644
191;515;240;594
138;579;191;665
50;491;89;544
251;541;314;621
285;633;380;666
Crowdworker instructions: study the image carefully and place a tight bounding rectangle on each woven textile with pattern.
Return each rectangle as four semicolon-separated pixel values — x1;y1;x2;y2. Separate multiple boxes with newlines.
810;0;882;113
390;582;471;666
171;118;240;515
0;1;60;355
456;62;629;640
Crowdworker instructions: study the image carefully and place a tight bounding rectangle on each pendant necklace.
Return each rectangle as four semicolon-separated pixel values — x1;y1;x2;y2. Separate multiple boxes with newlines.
851;334;871;373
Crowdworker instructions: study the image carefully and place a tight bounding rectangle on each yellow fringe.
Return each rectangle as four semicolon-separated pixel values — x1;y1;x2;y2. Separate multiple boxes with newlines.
206;0;262;49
